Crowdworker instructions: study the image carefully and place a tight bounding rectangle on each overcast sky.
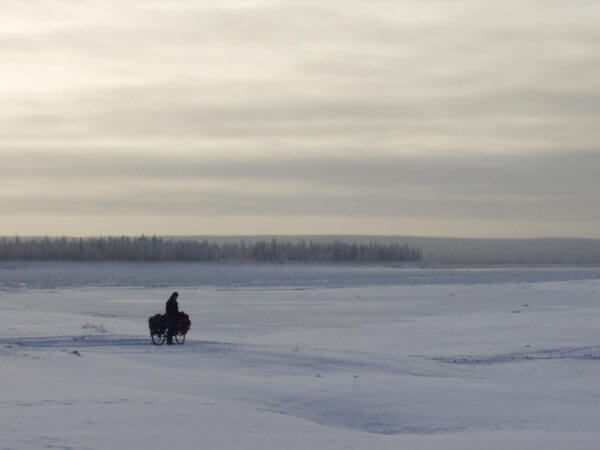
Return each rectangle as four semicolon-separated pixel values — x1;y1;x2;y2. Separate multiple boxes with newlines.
2;0;599;237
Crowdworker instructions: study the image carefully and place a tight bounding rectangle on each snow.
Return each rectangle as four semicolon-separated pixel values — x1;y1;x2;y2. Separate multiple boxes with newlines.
1;263;600;449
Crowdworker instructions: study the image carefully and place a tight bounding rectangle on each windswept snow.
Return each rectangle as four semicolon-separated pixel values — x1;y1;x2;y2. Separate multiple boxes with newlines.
1;264;600;449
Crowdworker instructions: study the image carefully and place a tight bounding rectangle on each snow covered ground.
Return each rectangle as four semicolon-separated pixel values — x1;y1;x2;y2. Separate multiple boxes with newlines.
1;263;600;449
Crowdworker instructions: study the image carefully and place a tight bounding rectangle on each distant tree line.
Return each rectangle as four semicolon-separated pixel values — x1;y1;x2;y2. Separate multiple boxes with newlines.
0;236;422;263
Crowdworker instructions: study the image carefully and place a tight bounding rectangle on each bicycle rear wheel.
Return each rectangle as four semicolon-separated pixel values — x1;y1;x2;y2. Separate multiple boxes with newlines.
151;332;166;345
175;333;185;344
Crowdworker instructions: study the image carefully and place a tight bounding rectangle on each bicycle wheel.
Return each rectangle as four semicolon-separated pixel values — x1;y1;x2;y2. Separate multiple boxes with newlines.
151;332;166;345
175;333;185;344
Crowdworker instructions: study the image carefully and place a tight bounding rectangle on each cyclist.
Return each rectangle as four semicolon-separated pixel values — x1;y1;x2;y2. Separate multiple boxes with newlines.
165;292;179;345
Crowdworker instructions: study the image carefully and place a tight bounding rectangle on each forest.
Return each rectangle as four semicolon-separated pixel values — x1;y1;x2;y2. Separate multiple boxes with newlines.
0;236;422;263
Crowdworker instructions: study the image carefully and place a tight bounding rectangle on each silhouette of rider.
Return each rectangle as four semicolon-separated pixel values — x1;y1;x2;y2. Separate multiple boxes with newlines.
165;292;179;345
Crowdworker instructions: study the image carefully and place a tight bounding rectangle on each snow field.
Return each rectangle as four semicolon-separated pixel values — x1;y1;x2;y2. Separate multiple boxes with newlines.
1;268;600;449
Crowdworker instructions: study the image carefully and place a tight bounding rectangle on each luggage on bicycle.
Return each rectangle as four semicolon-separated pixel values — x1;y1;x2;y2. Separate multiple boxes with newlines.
177;312;191;335
148;313;167;334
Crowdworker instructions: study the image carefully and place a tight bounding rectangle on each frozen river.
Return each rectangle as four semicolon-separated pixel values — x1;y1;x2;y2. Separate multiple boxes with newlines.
1;261;600;290
1;263;600;449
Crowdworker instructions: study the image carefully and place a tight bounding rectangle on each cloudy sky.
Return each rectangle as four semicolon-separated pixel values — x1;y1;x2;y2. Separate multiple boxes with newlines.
2;0;599;237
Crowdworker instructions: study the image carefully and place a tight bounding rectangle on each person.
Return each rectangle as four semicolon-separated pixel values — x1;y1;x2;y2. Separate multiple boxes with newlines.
165;291;179;345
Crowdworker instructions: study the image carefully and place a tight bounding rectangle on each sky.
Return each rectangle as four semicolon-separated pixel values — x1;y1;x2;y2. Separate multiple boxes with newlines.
2;0;600;237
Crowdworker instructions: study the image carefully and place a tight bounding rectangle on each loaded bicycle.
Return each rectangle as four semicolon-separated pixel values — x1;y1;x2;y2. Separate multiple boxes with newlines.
148;312;191;345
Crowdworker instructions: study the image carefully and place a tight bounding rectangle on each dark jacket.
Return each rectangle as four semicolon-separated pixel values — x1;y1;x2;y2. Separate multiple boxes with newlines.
166;297;179;319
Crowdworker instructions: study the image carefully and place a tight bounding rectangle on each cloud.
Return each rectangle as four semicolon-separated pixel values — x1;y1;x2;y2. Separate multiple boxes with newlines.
1;0;600;235
1;151;599;226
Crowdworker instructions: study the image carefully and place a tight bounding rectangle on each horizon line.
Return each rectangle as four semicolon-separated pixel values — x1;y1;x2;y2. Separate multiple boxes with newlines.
2;234;600;242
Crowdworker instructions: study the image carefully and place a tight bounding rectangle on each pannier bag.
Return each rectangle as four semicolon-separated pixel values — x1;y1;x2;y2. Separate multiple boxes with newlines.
178;312;191;334
148;314;167;333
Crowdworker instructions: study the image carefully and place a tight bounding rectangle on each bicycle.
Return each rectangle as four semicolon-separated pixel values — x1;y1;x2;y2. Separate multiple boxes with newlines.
148;312;190;345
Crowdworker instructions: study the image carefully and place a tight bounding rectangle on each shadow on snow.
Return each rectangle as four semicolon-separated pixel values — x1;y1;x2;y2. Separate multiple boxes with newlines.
0;335;228;350
432;345;600;365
